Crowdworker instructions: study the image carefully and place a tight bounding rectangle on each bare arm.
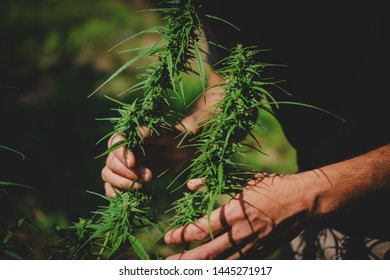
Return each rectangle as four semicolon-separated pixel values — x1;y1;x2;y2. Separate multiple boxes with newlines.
164;144;390;259
304;144;390;218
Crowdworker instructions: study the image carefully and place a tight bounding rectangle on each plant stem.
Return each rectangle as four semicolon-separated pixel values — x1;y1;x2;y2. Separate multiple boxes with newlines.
97;231;110;260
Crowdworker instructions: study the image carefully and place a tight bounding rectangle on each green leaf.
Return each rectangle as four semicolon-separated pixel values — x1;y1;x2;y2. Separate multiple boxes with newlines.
205;15;240;31
94;139;128;159
194;41;205;92
3;249;24;260
166;51;177;94
252;86;279;108
0;181;33;189
108;27;162;52
85;190;112;202
129;235;150;260
269;101;346;122
217;162;224;188
89;43;163;98
207;191;218;240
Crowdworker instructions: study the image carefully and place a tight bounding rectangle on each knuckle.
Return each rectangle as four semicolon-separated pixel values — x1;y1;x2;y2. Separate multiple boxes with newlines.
101;166;108;181
104;184;114;197
106;153;114;167
226;205;245;222
246;179;256;187
130;181;142;190
108;134;116;148
119;178;131;189
231;210;245;223
108;133;123;148
189;225;208;240
199;251;212;260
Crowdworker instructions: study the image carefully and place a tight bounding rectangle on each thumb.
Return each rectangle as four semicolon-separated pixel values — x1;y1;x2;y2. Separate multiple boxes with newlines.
137;126;152;139
187;178;205;191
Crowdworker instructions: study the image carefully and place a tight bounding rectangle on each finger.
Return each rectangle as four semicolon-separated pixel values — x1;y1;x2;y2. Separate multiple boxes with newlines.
165;205;230;244
104;182;121;198
134;166;153;183
108;133;124;148
112;146;136;169
137;126;151;138
106;153;138;181
187;178;204;191
221;224;261;260
166;218;265;260
101;166;142;190
165;231;233;260
174;114;199;135
108;134;136;169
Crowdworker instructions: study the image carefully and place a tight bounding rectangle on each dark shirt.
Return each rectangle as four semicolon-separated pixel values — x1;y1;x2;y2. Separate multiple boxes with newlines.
202;0;389;170
201;0;390;256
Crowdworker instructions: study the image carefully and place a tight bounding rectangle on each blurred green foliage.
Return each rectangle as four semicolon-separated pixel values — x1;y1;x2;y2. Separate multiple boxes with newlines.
0;0;296;259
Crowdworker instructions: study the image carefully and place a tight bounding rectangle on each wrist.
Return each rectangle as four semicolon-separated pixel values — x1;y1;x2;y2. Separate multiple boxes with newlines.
257;171;342;224
296;148;384;219
292;170;335;219
251;173;314;225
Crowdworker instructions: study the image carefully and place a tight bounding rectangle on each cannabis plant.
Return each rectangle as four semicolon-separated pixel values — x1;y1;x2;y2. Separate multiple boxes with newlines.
61;0;207;260
94;0;206;154
56;189;159;260
168;44;283;231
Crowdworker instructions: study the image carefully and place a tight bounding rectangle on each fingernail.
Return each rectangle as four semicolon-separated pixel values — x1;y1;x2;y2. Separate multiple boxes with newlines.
164;232;173;244
125;152;131;167
106;191;116;199
140;172;150;182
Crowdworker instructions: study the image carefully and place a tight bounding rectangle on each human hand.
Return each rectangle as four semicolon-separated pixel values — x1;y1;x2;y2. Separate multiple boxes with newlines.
164;174;312;259
101;72;226;198
101;125;196;198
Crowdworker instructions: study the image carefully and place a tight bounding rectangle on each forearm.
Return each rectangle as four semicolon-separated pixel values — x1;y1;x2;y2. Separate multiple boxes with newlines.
300;144;390;218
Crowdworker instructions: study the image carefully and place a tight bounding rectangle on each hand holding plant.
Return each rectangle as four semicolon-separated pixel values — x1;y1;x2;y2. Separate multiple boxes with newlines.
165;173;309;259
103;127;196;198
